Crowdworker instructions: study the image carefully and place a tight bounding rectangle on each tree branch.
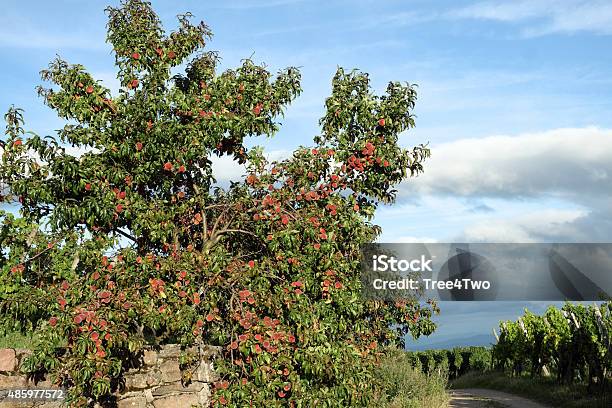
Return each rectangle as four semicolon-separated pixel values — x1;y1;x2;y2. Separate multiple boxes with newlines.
114;228;137;243
217;229;258;238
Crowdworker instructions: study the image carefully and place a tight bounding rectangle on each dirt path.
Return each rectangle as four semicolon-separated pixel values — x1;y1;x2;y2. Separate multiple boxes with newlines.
449;388;551;408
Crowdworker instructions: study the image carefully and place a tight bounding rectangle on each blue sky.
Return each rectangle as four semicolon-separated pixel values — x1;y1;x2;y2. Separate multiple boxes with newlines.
2;0;611;348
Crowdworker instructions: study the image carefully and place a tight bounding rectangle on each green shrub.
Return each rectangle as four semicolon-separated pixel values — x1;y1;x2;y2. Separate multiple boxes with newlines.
373;349;449;408
405;347;492;379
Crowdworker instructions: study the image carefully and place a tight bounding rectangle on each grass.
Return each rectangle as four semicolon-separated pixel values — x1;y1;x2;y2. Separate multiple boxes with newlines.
0;331;35;349
451;370;611;408
374;348;450;408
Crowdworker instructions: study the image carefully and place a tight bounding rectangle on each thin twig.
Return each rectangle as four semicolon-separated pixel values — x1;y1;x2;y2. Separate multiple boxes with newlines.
114;228;137;242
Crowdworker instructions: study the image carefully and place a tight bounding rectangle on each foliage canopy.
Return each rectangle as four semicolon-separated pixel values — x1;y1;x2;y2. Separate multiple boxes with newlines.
0;0;436;406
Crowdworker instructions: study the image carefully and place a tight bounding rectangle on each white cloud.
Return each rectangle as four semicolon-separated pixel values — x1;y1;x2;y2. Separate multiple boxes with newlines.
210;155;245;183
405;127;612;199
209;0;306;10
378;235;438;243
210;149;290;183
461;209;588;243
385;127;612;243
451;1;556;22
450;0;612;36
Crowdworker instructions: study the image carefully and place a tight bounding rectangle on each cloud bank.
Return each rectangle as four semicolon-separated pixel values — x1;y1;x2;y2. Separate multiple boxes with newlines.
388;127;612;243
450;0;612;36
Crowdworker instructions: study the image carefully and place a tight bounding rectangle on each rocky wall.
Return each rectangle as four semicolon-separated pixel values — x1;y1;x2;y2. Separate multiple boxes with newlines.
0;344;219;408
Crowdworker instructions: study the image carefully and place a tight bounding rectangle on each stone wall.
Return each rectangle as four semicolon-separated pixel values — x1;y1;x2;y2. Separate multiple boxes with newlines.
0;344;219;407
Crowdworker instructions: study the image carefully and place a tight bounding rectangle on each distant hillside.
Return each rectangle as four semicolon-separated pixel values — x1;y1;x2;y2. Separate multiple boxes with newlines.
407;334;495;351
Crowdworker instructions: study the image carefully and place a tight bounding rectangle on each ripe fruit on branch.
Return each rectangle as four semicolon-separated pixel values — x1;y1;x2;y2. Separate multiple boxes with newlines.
163;162;173;171
86;86;94;94
135;142;143;151
167;50;176;59
131;52;140;60
362;142;375;156
378;118;385;126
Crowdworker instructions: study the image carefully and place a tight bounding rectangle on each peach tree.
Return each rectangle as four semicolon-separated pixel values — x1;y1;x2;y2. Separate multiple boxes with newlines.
0;0;437;406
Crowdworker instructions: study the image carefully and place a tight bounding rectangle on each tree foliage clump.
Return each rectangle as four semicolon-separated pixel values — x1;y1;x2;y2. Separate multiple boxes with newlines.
404;347;492;379
493;303;611;391
0;1;437;406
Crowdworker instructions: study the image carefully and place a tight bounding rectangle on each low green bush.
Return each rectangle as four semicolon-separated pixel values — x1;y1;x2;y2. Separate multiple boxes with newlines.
373;348;450;408
405;346;492;379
